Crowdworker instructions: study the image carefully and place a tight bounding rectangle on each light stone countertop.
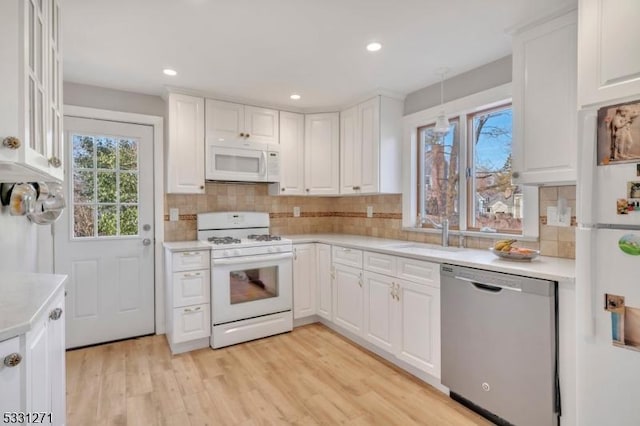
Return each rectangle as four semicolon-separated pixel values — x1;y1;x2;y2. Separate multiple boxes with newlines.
162;234;576;283
286;234;576;283
0;273;67;342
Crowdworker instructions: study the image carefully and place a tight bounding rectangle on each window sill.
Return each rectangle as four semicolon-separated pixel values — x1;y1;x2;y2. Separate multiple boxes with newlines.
402;227;538;242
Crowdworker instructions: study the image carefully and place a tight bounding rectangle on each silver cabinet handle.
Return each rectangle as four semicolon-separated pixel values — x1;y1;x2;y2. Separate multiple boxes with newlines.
293;248;297;261
358;272;363;288
48;156;62;168
142;238;151;246
49;307;63;320
342;248;351;253
3;353;22;367
331;267;335;280
183;272;201;277
182;252;199;257
2;136;21;149
184;306;202;313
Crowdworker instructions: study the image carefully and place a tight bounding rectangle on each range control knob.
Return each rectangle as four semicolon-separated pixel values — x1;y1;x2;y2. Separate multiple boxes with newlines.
223;250;230;257
268;247;275;253
233;249;241;256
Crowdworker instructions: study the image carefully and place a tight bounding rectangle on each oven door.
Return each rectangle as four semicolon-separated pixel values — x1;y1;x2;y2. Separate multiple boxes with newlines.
206;145;268;182
211;252;293;324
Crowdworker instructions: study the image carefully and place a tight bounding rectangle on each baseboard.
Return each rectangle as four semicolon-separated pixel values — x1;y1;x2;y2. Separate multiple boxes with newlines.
293;315;320;328
168;336;210;355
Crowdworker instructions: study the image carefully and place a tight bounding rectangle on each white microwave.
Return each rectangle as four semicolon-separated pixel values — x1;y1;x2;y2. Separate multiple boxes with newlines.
206;144;280;183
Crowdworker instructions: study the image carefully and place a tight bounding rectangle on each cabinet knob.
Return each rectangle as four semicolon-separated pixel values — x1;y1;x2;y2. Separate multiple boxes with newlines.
245;133;250;138
3;353;22;367
512;171;520;179
48;156;62;168
2;136;21;150
49;307;63;321
281;188;285;192
200;185;204;190
305;188;310;193
240;132;245;137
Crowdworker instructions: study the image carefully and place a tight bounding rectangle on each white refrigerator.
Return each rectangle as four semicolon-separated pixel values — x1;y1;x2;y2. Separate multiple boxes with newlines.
576;107;640;425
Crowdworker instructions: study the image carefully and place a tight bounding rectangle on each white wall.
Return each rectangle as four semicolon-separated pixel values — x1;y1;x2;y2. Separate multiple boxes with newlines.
404;55;512;115
0;207;38;272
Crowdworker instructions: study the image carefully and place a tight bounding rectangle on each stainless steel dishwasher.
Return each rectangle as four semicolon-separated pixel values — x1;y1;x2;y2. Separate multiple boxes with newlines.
440;264;559;426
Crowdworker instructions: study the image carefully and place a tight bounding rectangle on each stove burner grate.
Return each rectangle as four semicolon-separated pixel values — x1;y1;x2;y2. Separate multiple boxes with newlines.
208;236;241;245
247;234;282;242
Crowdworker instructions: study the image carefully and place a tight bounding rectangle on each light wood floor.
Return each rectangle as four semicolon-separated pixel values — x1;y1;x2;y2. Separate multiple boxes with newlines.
66;323;491;426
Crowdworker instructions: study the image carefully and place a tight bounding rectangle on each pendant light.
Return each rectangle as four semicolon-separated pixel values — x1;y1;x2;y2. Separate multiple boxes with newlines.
433;68;450;134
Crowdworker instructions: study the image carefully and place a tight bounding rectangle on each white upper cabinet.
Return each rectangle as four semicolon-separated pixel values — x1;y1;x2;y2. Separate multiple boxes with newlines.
304;113;340;195
277;111;305;195
166;93;205;194
512;10;578;185
340;96;403;194
578;0;640;107
205;99;279;146
0;0;64;182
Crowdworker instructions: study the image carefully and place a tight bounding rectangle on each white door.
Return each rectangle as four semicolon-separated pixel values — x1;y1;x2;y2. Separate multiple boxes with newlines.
279;111;305;195
205;99;245;145
333;264;363;335
316;244;333;320
293;244;316;319
55;117;155;348
304;113;339;195
244;106;279;145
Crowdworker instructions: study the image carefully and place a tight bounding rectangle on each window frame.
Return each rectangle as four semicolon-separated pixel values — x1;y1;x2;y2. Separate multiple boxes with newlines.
402;83;539;240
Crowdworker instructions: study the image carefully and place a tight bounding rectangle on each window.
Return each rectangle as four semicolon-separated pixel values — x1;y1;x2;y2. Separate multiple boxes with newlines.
468;105;522;233
72;134;140;238
415;99;526;235
417;119;460;229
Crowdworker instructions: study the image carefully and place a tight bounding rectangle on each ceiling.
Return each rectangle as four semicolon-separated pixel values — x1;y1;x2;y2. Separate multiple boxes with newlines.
63;0;576;110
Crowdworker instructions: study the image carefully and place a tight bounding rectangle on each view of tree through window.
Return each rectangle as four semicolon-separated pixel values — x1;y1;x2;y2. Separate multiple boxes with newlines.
72;134;139;238
418;120;459;228
469;106;522;232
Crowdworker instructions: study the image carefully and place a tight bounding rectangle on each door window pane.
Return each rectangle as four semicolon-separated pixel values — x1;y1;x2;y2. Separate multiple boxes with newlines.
71;133;140;238
230;266;279;304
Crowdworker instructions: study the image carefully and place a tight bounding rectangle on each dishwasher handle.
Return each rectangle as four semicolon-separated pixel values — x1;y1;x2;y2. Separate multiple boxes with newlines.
454;275;522;293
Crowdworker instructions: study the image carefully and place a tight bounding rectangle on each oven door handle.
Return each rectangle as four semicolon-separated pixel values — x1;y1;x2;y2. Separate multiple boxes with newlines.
212;252;293;266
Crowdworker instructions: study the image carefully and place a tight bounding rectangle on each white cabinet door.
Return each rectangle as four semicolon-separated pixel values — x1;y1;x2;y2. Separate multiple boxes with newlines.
293;244;317;319
172;304;211;343
245;106;279;145
0;336;22;413
316;244;333;321
578;0;640;106
363;271;396;353
512;10;577;185
358;97;380;193
278;111;305;195
205;99;245;145
48;295;66;426
304;113;339;195
172;270;210;307
26;319;50;415
340;105;358;194
395;280;440;377
333;264;363;335
167;93;205;193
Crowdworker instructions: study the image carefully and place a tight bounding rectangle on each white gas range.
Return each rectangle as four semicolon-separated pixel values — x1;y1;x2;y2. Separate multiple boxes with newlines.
197;212;293;349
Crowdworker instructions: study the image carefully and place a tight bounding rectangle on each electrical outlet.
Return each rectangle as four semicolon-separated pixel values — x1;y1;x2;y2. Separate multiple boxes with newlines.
367;206;373;218
293;206;300;217
547;206;571;227
169;208;179;222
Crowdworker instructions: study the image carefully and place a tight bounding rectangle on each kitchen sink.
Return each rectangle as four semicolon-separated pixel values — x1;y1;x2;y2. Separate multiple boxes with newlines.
385;243;463;253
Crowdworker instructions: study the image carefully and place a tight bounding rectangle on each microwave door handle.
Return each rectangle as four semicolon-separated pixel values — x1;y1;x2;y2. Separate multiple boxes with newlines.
260;151;267;177
212;252;293;266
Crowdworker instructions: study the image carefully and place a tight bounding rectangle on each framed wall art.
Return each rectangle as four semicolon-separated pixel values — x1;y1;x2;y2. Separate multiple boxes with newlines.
597;99;640;165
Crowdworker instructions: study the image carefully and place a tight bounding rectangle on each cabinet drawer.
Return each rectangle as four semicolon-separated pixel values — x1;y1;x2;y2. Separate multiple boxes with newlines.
172;304;210;343
172;270;210;307
332;246;363;268
172;250;209;271
397;258;439;287
364;251;396;276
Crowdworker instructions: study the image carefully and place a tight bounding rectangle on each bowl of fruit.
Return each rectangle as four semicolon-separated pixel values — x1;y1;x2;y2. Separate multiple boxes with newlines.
489;239;539;261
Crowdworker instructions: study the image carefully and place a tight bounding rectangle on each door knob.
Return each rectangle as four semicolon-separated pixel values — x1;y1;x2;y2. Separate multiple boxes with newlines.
142;238;152;246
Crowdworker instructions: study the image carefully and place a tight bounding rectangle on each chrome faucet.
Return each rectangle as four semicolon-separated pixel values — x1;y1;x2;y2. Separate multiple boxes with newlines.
441;218;449;247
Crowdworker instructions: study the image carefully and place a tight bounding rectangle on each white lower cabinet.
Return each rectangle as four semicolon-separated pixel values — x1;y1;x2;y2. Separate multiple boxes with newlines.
333;264;364;335
316;244;333;321
395;279;440;377
0;336;21;412
293;244;317;319
363;272;395;353
165;248;211;354
172;304;210;343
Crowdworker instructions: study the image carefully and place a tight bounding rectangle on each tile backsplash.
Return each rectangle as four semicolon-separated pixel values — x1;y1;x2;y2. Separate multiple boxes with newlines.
165;183;576;259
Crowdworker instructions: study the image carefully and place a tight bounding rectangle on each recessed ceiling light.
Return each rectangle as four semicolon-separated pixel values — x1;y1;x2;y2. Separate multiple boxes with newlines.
366;42;382;52
290;94;301;100
163;68;177;76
